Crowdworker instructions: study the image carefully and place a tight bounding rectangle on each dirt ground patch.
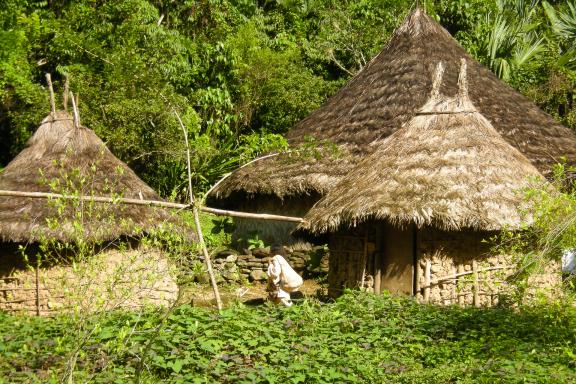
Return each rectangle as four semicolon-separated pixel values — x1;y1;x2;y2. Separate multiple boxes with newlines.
178;279;326;308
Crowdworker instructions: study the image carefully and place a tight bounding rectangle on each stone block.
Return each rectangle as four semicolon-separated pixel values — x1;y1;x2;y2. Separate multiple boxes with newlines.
250;269;267;281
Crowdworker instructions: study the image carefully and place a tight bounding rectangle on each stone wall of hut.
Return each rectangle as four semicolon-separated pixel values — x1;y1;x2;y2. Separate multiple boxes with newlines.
207;245;329;284
0;246;178;315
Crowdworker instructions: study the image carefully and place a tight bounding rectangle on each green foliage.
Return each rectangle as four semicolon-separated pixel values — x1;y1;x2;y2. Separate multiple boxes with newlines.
1;292;576;382
2;0;576;197
457;0;545;83
492;163;576;295
246;232;266;250
0;1;48;165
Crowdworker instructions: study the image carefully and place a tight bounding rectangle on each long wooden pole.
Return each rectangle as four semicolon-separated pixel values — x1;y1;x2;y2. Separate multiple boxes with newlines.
172;107;223;311
35;264;40;316
70;91;79;128
472;260;479;307
63;76;69;111
0;190;305;223
202;152;280;203
46;74;56;115
420;265;512;289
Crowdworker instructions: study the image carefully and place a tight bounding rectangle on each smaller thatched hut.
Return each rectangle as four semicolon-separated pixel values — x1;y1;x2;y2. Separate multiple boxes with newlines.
0;109;183;315
299;61;560;305
0;111;173;242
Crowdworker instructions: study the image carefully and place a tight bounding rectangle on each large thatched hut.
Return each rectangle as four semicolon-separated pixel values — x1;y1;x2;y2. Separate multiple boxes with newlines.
298;61;560;305
208;8;576;249
0;110;182;315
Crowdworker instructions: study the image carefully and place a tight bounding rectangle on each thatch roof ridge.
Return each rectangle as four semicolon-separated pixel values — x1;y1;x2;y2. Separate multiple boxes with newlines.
209;8;576;202
0;111;179;242
300;61;545;234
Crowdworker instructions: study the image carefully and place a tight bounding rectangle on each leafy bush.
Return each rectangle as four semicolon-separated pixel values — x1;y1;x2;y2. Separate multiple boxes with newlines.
1;292;575;383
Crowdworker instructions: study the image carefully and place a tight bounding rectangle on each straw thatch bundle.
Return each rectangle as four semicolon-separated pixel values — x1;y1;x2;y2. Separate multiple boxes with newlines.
300;61;545;234
0;111;176;242
210;8;576;202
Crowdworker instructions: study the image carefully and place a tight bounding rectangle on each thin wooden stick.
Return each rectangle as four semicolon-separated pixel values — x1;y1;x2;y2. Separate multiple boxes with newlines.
63;76;69;111
172;108;223;311
75;92;80;126
420;265;513;289
0;189;305;223
359;227;368;290
46;74;56;115
201;206;303;222
35;264;40;316
424;260;431;303
472;260;479;307
457;264;464;306
203;152;280;202
451;265;457;306
70;91;79;128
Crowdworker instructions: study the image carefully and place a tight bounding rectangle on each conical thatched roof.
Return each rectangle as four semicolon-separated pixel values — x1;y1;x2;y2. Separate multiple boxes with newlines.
210;8;576;202
300;61;545;234
0;111;178;242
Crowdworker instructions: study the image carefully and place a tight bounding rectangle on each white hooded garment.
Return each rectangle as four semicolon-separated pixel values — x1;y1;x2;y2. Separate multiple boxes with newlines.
267;255;303;293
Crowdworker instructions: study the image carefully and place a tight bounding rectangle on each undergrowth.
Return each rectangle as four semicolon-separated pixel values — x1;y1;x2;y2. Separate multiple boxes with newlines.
1;292;575;383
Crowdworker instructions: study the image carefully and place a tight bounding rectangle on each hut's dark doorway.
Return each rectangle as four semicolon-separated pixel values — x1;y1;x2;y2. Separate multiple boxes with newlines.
373;222;415;295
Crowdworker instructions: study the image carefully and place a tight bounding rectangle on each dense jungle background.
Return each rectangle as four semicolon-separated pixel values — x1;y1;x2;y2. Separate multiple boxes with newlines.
3;1;576;383
2;0;575;199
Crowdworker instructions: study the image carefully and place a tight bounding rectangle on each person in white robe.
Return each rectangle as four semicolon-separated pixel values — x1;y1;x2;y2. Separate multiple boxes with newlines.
266;254;303;307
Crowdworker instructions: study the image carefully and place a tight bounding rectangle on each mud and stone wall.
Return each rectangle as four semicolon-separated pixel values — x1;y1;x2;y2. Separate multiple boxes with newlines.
0;245;178;315
210;245;329;283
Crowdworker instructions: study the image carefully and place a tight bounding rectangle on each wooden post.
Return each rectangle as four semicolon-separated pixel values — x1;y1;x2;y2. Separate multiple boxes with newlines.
373;256;381;294
0;189;306;223
472;260;479;307
75;93;80;126
45;73;56;115
424;260;431;303
457;264;464;306
451;265;457;305
70;91;79;128
173;107;222;311
360;227;368;290
63;76;69;111
35;264;40;316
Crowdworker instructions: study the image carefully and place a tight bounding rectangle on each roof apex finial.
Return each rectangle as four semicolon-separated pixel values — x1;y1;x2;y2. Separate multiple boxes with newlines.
458;58;468;100
430;62;445;99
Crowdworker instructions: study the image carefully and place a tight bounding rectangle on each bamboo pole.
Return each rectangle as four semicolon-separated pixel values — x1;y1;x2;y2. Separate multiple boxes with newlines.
420;265;512;289
75;92;80;126
424;260;431;303
451;265;456;306
46;74;56;115
35;265;40;316
457;264;464;306
0;190;305;223
63;76;69;111
472;260;479;307
202;152;280;203
70;91;79;128
172;107;223;311
359;227;368;290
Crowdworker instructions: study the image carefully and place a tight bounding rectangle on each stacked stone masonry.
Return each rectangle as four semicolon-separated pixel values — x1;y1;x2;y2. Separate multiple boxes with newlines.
212;245;329;283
